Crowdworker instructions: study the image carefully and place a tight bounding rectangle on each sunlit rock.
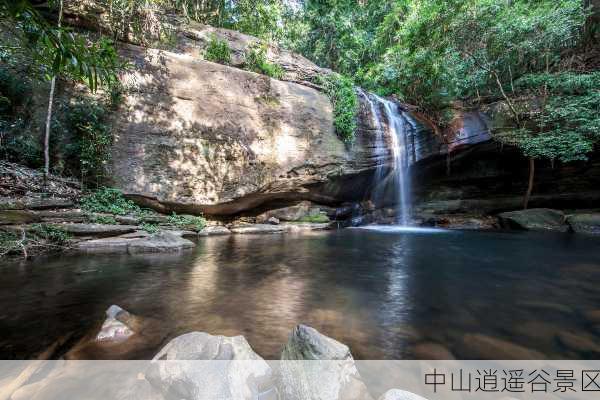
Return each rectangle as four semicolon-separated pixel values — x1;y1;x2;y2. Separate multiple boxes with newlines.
279;324;373;400
147;332;274;400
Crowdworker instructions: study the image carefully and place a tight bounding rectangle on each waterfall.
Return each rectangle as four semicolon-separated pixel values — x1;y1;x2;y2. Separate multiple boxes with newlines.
364;93;415;226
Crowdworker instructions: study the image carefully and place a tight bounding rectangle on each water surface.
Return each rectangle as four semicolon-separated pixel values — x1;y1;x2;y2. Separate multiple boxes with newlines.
1;228;600;359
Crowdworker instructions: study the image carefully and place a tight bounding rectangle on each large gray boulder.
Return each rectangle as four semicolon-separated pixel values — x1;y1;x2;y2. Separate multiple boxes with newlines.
279;325;373;400
147;332;274;400
567;213;600;234
378;390;429;400
128;231;195;253
497;208;568;232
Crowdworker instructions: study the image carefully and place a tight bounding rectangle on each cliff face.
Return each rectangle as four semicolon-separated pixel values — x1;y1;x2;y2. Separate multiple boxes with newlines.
109;45;379;215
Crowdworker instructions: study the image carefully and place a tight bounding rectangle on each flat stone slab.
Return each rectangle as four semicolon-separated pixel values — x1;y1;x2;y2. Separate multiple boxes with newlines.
282;222;331;232
497;208;568;232
230;223;331;235
199;226;232;236
0;210;40;225
75;237;135;253
128;231;195;253
54;223;138;237
230;224;286;234
567;213;600;234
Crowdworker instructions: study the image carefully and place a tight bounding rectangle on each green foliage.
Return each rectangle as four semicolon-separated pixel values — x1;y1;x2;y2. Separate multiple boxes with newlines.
30;224;71;246
0;1;123;91
496;72;600;163
81;187;141;216
315;73;358;142
140;222;160;234
204;35;232;65
167;212;206;231
244;44;284;79
0;67;31;116
66;99;113;186
89;214;118;224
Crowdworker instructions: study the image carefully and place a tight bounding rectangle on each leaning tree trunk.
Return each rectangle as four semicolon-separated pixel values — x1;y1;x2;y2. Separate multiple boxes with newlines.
43;0;63;188
523;157;535;209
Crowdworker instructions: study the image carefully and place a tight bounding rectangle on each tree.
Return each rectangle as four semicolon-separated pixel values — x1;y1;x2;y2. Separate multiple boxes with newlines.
0;0;123;184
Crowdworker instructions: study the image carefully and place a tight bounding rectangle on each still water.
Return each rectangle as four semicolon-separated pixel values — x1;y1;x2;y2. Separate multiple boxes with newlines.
1;228;600;359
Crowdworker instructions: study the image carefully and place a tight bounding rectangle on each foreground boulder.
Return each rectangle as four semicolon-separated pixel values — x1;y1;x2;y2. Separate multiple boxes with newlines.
147;332;274;400
379;390;429;400
567;214;600;234
279;324;373;400
497;208;567;232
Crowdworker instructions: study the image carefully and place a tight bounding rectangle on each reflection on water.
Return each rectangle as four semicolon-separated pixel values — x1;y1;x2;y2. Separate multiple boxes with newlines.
1;229;600;359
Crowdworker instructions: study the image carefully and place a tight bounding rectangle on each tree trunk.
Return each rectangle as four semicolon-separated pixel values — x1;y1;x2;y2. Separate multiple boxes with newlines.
523;157;535;209
42;0;63;189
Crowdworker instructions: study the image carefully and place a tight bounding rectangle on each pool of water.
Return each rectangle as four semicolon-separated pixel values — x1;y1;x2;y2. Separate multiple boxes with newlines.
1;228;600;359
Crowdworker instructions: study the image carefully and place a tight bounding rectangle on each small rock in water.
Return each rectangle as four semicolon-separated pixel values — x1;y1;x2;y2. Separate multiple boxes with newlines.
411;342;455;360
267;217;280;225
497;208;568;232
583;309;600;324
557;331;600;355
379;389;429;400
461;334;546;359
279;324;373;400
96;305;134;342
128;231;195;253
199;225;231;236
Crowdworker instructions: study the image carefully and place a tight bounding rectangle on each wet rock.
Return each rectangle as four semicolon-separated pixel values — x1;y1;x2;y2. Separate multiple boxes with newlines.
567;214;600;234
128;231;195;253
557;331;600;355
96;305;135;342
280;324;373;400
199;225;232;236
584;310;600;324
267;217;280;225
411;342;455;360
147;332;274;400
461;334;546;359
497;208;567;232
379;389;429;400
75;237;135;253
0;210;40;225
54;223;138;237
66;305;168;359
230;224;286;234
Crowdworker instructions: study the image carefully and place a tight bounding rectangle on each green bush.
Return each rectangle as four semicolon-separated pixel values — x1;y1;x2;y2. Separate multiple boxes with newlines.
167;212;206;231
315;73;358;142
81;187;141;215
66;99;113;186
204;35;232;65
140;222;160;234
30;224;72;246
244;43;284;79
0;67;30;116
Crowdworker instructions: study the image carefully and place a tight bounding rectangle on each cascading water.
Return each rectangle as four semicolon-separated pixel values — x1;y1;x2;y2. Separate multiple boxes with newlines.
364;93;416;226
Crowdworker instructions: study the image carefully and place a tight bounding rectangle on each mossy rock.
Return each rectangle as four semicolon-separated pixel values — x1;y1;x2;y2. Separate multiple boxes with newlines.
567;214;600;235
497;208;568;232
